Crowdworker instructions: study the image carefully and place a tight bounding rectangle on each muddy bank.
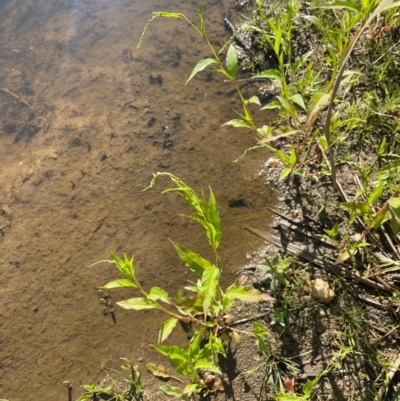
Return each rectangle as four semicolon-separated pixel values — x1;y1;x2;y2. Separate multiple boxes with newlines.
0;0;276;399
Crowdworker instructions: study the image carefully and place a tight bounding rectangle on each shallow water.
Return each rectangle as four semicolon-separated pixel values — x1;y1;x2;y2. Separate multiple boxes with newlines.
0;0;276;398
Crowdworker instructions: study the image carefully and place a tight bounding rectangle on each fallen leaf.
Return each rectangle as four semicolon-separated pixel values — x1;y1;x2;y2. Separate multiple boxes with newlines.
212;379;225;393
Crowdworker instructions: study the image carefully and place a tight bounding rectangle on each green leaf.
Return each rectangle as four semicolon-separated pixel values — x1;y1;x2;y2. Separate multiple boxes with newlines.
340;201;372;216
147;287;170;304
290;93;306;110
117;297;157;310
289;147;297;166
189;328;204;358
247;95;261;105
388;198;400;235
152;345;191;375
153;11;182;18
186;58;217;85
306;92;330;126
261;100;282;111
222;119;253;129
172;242;212;277
207;187;222;249
223;285;274;302
102;279;137;289
201;266;219;318
110;252;135;280
183;384;202;395
158;317;178;344
159;384;183;397
376;159;400;173
194;359;222;374
277;96;293;114
197;4;205;36
367;181;384;205
251;69;283;81
279;167;292;181
226;44;239;80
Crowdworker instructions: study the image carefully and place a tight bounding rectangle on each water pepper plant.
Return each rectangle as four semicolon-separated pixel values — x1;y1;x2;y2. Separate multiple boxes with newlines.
93;173;273;399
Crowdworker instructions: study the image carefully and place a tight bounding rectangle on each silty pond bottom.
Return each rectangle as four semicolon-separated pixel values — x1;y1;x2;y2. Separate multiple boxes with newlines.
0;0;277;399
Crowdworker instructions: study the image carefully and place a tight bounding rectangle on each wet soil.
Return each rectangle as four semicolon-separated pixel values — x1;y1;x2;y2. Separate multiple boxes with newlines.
0;0;277;399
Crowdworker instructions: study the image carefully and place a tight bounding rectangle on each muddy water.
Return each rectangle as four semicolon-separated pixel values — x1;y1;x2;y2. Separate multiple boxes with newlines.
0;0;275;399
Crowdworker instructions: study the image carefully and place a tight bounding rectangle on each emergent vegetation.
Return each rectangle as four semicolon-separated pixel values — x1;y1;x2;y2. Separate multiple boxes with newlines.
79;0;400;399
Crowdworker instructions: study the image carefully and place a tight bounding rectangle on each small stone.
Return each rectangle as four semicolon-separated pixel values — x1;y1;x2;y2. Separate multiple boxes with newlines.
310;279;335;304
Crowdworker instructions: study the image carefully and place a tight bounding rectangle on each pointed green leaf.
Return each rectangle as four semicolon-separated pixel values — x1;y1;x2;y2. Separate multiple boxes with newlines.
159;384;183;397
226;44;239;80
110;252;135;280
201;266;219;317
194;359;222;374
197;4;205;36
340;201;372;215
223;285;274;302
186;58;217;85
289;147;297;166
102;279;137;289
279;167;292;181
153;12;182;18
290;93;306;110
247;95;261;105
158;317;178;344
117;297;157;310
306;92;330;126
388;198;400;235
152;345;191;375
222;119;253;129
277;96;293;114
207;187;221;249
251;69;283;81
368;181;384;205
147;287;170;303
183;384;202;395
171;241;212;277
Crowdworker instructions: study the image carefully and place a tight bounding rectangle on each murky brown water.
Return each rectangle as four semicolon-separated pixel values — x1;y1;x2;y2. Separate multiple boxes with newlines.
0;0;276;399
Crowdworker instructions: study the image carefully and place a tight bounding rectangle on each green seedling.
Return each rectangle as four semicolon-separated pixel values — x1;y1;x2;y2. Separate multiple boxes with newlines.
93;173;273;399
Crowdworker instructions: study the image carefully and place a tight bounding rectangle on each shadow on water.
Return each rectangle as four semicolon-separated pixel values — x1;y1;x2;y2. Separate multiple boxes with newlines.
0;0;277;399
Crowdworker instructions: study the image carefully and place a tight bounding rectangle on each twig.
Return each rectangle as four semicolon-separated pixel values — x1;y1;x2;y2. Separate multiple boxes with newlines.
376;357;400;401
0;87;31;108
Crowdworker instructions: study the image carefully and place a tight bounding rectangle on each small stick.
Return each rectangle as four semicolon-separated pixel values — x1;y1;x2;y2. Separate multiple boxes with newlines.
0;87;31;108
376;357;400;401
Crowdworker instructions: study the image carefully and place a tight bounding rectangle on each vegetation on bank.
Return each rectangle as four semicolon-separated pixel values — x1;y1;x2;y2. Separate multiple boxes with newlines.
77;0;400;399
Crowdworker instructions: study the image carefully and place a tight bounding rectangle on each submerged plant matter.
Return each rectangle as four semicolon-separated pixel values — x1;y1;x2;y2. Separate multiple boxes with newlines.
93;173;273;399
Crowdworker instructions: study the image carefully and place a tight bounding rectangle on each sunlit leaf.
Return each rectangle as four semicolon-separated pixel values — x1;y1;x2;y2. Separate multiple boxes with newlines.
158;317;178;344
194;359;222;374
117;297;157;310
367;181;384;205
186;58;217;85
290;93;306;110
153;11;182;18
223;285;275;302
388;197;400;235
146;363;173;380
152;345;191;376
147;286;170;304
247;95;261;105
222;119;253;129
251;69;283;81
226;44;239;80
102;279;137;289
201;266;219;317
171;241;212;277
159;384;182;397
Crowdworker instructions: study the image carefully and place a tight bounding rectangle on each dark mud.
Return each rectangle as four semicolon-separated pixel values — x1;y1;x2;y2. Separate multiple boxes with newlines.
0;0;277;399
